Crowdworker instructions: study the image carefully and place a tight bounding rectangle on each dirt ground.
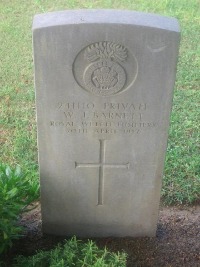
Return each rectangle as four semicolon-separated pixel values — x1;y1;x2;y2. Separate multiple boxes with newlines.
1;202;200;267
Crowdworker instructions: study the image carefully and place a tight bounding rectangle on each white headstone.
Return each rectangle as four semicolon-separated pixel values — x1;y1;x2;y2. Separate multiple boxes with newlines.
33;10;180;237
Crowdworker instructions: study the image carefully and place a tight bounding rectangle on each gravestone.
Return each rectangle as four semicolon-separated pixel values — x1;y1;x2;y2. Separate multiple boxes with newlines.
33;10;180;237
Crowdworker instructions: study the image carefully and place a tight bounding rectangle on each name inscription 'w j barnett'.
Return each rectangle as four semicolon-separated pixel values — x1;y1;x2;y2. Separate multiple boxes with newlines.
75;139;130;205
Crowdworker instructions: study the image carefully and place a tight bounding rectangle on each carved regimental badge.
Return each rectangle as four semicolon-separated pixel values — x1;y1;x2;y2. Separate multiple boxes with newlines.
73;42;138;96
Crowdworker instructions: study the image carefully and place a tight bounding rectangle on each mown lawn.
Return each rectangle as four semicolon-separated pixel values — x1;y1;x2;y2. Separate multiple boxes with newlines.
0;0;199;204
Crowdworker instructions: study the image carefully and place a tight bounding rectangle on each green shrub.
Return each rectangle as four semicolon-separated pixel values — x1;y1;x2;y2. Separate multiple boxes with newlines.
0;164;39;254
14;236;127;267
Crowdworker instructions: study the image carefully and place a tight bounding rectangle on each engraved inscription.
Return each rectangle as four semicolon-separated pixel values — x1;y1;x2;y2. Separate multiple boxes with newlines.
73;42;138;96
75;139;129;205
50;101;157;136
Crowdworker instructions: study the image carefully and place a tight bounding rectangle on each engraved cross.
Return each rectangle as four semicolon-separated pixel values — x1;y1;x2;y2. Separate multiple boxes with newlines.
75;139;130;205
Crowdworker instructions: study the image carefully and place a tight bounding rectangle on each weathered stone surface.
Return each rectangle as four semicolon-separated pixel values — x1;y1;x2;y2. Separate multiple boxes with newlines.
33;10;180;237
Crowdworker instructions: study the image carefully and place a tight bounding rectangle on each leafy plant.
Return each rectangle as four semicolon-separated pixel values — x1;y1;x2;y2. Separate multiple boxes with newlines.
14;236;127;267
0;164;39;254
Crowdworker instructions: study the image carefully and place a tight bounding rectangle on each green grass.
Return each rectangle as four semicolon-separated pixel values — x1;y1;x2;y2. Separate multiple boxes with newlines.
163;90;200;204
13;236;127;266
0;0;199;205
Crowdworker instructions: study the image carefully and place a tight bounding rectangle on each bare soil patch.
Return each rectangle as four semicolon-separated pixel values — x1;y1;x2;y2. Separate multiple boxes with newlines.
1;202;200;266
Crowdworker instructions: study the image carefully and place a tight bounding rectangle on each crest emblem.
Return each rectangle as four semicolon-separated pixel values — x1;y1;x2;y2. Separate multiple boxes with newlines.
73;41;138;97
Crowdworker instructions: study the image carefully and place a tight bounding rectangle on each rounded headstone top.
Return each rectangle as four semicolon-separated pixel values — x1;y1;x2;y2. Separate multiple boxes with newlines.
33;9;180;33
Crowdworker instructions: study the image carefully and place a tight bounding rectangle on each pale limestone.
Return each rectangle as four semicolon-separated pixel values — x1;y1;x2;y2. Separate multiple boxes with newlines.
33;10;180;237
